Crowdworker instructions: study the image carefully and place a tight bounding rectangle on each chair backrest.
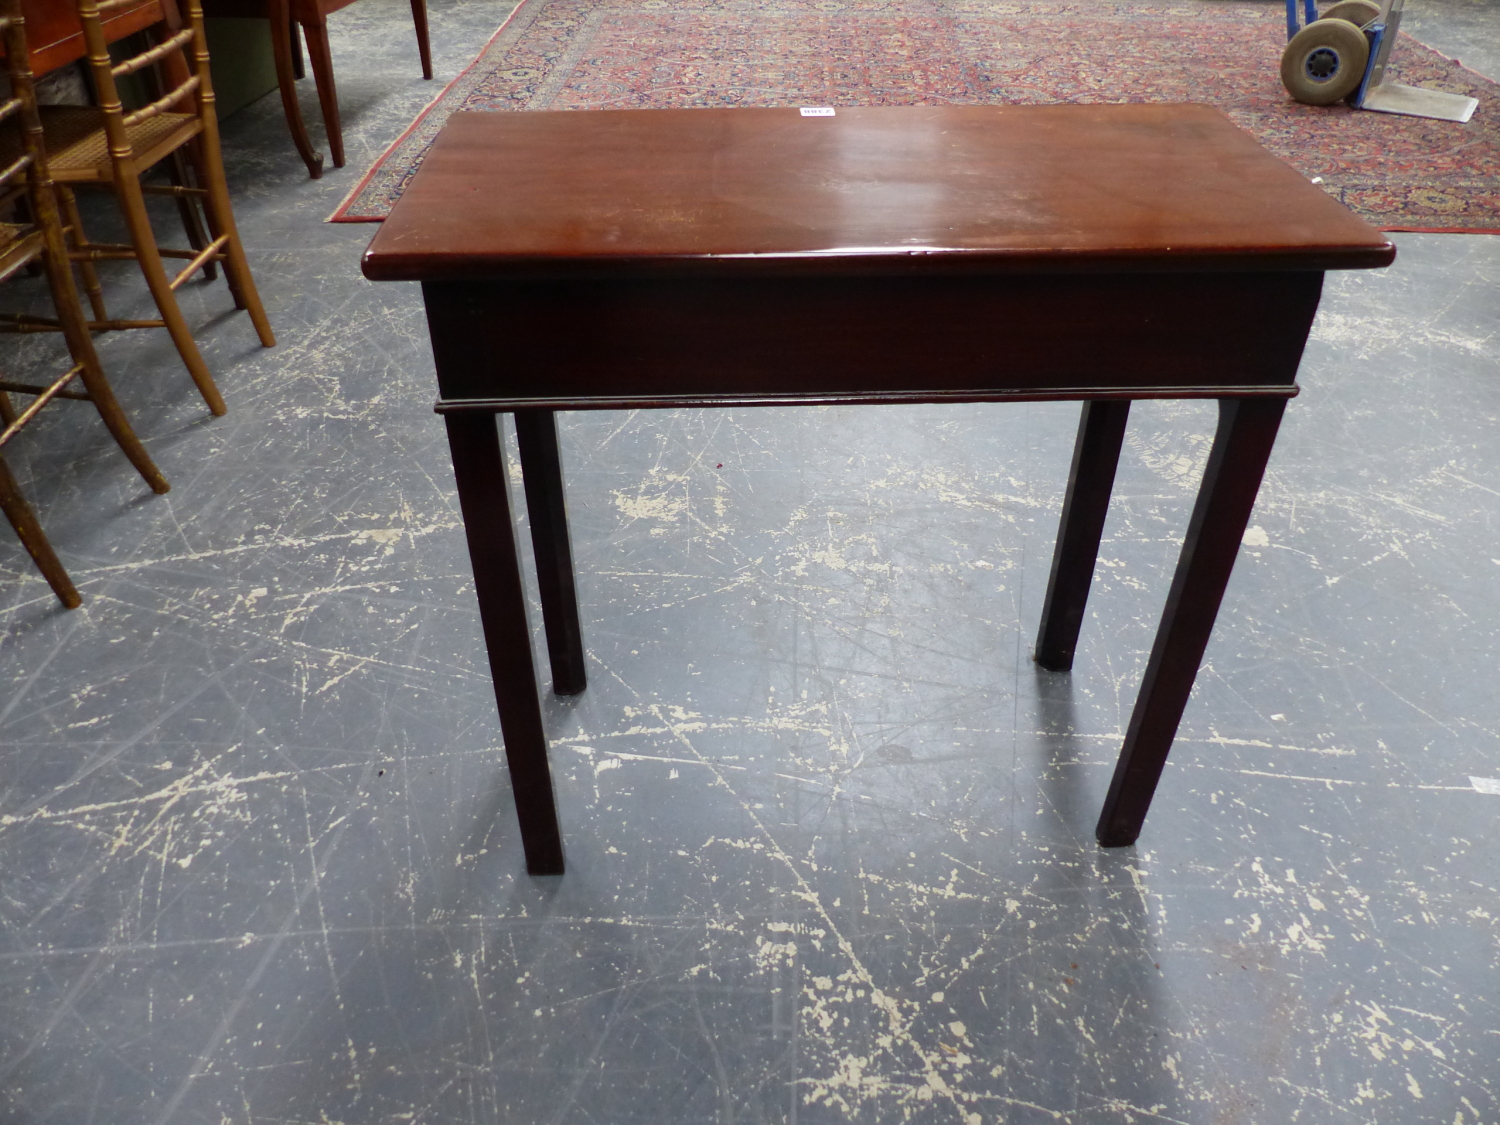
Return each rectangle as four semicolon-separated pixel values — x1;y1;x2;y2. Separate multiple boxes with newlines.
0;0;47;202
73;0;220;168
0;0;63;283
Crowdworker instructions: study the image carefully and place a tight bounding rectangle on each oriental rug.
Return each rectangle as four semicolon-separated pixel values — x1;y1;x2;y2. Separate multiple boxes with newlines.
330;0;1500;233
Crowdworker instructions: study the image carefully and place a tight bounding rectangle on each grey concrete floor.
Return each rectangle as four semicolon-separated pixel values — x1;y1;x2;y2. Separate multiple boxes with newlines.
2;1;1499;1122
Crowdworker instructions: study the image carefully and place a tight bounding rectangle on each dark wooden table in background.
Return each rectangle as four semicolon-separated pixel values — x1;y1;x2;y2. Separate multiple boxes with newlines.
363;104;1395;875
15;0;161;75
201;0;432;179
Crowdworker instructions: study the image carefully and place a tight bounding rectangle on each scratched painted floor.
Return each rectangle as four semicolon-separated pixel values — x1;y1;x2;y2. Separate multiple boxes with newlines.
2;1;1499;1122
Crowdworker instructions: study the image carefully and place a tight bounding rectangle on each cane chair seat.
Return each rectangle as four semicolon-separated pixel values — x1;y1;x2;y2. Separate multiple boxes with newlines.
0;105;199;181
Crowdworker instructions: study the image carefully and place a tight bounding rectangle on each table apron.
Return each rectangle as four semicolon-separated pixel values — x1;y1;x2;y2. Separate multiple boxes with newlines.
422;270;1324;405
433;384;1299;413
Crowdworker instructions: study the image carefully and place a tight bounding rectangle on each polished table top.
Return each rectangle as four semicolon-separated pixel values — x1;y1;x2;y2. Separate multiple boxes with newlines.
363;104;1395;282
363;105;1394;413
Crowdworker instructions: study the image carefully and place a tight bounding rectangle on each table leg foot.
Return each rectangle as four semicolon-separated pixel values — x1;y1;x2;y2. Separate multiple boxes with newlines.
267;0;324;178
410;0;433;79
302;15;344;168
1095;396;1285;848
515;410;588;696
445;413;565;875
1036;399;1131;672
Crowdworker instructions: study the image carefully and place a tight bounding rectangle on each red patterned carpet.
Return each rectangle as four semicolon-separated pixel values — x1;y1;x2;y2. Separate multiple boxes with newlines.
333;0;1500;232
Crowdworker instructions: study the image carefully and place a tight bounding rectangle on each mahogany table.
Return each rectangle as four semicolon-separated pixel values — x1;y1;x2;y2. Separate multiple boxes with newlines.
362;105;1394;875
15;0;162;77
201;0;432;179
199;0;318;176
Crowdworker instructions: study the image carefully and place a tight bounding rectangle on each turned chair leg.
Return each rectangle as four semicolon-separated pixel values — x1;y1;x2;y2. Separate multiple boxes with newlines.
56;186;108;323
183;136;246;311
165;150;218;283
38;205;172;496
189;132;275;348
0;455;81;609
111;174;228;416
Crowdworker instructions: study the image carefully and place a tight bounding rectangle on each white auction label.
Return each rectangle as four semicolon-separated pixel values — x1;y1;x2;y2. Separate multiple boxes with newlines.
800;106;836;117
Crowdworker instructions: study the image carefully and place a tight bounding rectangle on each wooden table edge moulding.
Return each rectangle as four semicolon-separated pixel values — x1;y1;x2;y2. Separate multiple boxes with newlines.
362;104;1395;876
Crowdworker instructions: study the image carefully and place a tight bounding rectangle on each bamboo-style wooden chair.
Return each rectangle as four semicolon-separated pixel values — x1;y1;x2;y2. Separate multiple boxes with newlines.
0;0;170;608
0;0;275;418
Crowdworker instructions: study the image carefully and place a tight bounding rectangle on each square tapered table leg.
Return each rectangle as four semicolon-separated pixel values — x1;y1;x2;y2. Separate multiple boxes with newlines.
444;412;565;874
1096;396;1286;847
1036;400;1132;672
514;409;588;697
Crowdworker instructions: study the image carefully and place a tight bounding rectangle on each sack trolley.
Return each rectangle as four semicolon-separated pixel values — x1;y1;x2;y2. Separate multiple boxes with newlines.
1280;0;1477;122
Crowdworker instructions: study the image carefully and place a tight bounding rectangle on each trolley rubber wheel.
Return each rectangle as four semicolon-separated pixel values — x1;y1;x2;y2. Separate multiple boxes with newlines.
1280;17;1370;105
1319;0;1380;28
